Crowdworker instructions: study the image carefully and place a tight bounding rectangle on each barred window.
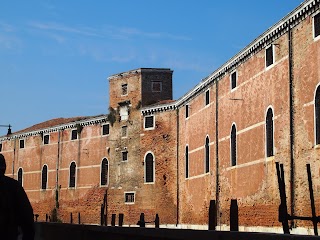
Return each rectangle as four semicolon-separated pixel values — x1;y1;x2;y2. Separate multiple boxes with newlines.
231;124;237;166
69;162;76;188
205;136;210;173
18;168;23;186
144;116;154;129
101;158;109;186
266;108;274;157
145;153;154;183
41;165;48;190
125;192;135;203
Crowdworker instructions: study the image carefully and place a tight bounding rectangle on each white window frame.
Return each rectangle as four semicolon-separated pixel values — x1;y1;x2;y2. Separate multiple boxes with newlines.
230;70;237;91
265;45;275;69
41;164;49;190
43;134;50;145
313;11;320;41
124;191;135;204
144;115;155;130
68;161;77;188
102;124;110;136
144;151;155;184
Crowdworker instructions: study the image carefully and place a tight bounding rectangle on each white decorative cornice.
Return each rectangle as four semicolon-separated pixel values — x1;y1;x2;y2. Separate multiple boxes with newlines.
141;102;176;116
0;115;109;141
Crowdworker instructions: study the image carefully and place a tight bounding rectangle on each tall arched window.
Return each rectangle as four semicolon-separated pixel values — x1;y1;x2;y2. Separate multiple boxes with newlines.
266;108;274;157
101;158;109;186
315;86;320;145
231;124;237;166
205;136;210;173
18;168;23;186
185;145;189;178
69;162;76;188
145;153;154;183
41;165;48;190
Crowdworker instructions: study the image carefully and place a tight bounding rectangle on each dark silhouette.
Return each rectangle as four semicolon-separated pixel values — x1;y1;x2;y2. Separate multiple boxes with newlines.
0;154;35;240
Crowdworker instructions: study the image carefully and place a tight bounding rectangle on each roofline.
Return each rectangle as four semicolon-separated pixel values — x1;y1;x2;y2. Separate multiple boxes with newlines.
0;115;109;141
108;68;173;80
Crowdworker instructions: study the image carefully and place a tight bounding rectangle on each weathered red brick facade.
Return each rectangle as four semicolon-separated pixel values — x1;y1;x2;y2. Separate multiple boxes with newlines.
0;0;320;233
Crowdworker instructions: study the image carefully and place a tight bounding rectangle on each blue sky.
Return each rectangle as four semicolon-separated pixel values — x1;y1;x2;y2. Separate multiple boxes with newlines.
0;0;303;136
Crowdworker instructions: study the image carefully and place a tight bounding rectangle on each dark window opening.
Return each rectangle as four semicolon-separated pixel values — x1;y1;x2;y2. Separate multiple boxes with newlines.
266;46;274;67
145;153;154;183
152;81;162;92
205;90;210;105
266;108;274;157
41;165;48;190
185;105;189;118
121;84;128;95
102;124;110;135
144;116;154;129
69;162;76;188
315;86;320;144
314;12;320;38
0;143;2;152
122;151;128;161
20;139;25;149
185;146;189;178
125;192;135;203
231;125;237;166
43;134;49;145
205;137;210;173
71;129;78;140
231;71;237;90
101;158;109;186
18;168;23;185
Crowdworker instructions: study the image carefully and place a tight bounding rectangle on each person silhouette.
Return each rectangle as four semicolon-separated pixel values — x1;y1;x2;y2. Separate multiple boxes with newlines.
0;154;34;240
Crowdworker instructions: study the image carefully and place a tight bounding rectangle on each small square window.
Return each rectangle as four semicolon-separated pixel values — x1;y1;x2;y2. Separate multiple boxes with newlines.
122;151;128;161
121;126;128;138
205;90;210;105
152;81;162;92
20;139;25;149
102;124;110;135
125;192;135;203
121;84;128;95
185;105;189;118
71;129;78;140
314;12;320;39
0;143;2;152
144;116;154;129
231;71;237;90
43;134;50;145
265;45;274;68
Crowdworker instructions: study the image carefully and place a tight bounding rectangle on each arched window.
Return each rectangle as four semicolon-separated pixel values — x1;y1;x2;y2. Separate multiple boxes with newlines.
69;162;76;188
315;86;320;145
185;145;189;178
18;168;23;186
145;153;154;183
231;124;237;166
266;108;274;157
101;158;109;186
205;136;210;173
41;165;48;190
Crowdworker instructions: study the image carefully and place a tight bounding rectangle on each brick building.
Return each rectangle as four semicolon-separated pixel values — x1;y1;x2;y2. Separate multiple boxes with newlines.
1;0;320;234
